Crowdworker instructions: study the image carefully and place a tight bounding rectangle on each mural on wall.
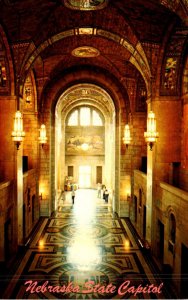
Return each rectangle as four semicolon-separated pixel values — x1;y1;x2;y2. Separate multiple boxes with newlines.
64;0;108;10
161;28;187;96
164;57;177;90
23;73;35;112
136;78;147;112
160;0;180;11
182;56;188;96
0;38;9;94
0;60;7;87
66;134;104;155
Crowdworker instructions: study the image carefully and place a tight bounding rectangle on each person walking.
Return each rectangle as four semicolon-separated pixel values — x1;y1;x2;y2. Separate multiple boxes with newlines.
71;190;75;204
104;189;109;203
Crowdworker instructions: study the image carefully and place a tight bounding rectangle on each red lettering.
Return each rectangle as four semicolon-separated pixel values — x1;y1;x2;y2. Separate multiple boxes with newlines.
35;286;41;293
97;286;106;294
147;284;155;293
127;286;136;293
92;284;100;293
142;284;149;293
133;284;143;296
72;285;80;293
52;286;61;293
65;282;75;293
82;280;95;293
60;285;66;292
157;283;163;293
105;283;116;293
41;281;48;293
24;280;39;294
118;280;131;296
48;286;53;292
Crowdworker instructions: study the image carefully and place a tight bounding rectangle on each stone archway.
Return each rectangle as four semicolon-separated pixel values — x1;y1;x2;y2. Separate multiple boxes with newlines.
55;83;116;211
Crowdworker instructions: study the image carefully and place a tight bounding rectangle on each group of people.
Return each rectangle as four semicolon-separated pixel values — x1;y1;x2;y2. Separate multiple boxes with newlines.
70;183;110;205
97;183;109;203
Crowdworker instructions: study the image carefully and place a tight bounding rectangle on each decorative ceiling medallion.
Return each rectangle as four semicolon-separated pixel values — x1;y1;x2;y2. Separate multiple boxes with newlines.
72;46;100;58
64;0;108;11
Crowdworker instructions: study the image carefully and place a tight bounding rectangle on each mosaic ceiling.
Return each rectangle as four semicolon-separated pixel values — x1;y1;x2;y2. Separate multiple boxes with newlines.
64;0;108;10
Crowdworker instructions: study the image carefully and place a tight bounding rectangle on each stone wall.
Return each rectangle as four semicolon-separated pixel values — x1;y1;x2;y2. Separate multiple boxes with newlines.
120;113;147;217
133;168;188;295
0;96;16;182
132;170;147;235
23;169;39;240
155;183;188;294
65;156;105;189
180;101;188;192
0;180;15;262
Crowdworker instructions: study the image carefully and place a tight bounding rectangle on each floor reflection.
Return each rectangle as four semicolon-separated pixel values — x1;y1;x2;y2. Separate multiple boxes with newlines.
2;188;174;299
68;189;102;271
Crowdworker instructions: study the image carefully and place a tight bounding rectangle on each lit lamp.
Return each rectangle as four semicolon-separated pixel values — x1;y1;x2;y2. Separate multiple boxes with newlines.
123;124;131;148
11;110;25;150
39;124;47;148
144;111;159;150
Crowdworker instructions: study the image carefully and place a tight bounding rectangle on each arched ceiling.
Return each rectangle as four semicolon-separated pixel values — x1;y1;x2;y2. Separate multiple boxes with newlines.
0;0;185;110
0;0;180;43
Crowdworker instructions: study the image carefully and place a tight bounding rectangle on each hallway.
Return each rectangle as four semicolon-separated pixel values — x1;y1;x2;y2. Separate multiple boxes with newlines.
1;189;175;299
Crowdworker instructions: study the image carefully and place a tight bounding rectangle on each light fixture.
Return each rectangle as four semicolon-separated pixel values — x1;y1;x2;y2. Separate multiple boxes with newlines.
39;61;47;148
39;124;47;148
144;111;159;150
123;124;131;148
11;110;25;150
81;143;89;151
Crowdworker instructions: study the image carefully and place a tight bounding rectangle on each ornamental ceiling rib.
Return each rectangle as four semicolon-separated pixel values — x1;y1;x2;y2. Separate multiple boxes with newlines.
22;28;150;88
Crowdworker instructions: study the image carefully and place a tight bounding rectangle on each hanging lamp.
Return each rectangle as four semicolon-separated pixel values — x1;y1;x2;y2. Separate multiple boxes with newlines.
39;61;47;148
39;124;47;148
144;110;158;150
123;124;131;148
12;110;25;150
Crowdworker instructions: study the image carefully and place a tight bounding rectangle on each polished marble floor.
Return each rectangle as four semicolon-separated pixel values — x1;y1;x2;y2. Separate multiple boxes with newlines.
1;189;176;299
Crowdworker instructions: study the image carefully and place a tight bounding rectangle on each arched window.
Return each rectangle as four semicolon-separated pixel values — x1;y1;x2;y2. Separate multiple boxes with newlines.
68;109;78;126
67;106;103;126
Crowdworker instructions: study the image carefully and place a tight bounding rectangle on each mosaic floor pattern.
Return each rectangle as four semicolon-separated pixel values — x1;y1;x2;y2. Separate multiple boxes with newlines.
1;189;175;299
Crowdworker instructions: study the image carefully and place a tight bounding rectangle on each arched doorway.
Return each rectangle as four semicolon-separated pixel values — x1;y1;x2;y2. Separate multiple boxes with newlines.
54;83;116;211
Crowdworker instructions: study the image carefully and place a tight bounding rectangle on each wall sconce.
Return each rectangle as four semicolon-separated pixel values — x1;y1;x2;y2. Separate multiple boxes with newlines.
144;111;159;150
11;110;25;150
123;124;131;148
39;124;47;148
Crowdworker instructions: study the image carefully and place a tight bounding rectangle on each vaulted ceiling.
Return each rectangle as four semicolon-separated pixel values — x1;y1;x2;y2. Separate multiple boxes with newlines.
0;0;186;110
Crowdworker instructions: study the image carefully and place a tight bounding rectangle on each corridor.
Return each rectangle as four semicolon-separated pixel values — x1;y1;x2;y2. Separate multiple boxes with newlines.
1;190;175;299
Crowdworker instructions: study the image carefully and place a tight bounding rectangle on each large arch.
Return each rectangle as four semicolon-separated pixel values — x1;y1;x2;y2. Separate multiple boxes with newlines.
39;68;129;216
55;83;116;210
